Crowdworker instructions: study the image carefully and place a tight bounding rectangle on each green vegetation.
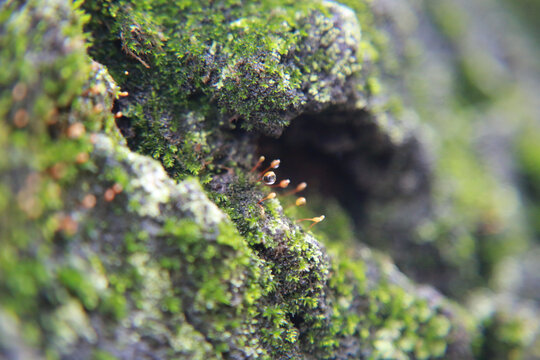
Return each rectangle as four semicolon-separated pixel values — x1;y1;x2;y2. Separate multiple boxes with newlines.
1;0;539;358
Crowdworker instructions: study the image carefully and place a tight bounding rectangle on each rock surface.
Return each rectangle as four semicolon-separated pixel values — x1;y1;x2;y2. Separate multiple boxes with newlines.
1;0;540;359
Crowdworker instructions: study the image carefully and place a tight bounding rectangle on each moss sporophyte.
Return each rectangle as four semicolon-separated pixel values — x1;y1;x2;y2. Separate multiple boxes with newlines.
251;155;324;229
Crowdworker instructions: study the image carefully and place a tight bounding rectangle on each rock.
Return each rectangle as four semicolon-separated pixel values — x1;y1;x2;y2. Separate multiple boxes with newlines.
2;0;540;359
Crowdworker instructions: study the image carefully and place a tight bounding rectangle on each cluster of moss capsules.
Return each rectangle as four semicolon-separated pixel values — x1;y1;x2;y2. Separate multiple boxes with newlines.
251;156;325;229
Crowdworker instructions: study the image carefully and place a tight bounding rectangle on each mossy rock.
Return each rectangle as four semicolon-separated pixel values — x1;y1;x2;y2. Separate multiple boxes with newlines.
2;0;540;359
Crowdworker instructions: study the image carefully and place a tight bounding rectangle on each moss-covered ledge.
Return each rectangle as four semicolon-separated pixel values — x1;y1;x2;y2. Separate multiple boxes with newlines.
1;129;473;359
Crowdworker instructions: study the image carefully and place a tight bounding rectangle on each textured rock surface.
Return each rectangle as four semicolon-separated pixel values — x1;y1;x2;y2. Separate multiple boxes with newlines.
2;0;540;359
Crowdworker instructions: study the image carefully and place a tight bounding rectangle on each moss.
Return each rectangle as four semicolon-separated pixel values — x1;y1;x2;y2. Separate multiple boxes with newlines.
83;0;319;122
0;0;98;354
206;172;469;358
6;0;540;358
285;194;472;358
469;291;540;360
57;267;100;311
80;0;370;188
340;0;537;301
502;0;540;39
0;1;215;357
515;124;540;239
92;349;119;360
76;8;435;357
99;292;128;321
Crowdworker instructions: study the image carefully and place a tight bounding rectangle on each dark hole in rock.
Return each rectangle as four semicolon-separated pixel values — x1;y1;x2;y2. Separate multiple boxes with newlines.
257;106;453;292
257;107;431;233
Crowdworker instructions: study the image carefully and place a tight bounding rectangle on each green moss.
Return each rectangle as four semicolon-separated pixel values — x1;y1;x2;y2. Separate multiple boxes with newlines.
0;0;150;356
7;0;533;358
469;292;540;360
210;174;467;358
99;292;128;321
57;267;99;311
515;124;540;238
287;195;467;359
432;121;525;293
80;0;370;184
0;0;93;343
92;349;119;360
157;199;273;357
74;0;456;352
388;0;537;301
